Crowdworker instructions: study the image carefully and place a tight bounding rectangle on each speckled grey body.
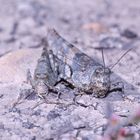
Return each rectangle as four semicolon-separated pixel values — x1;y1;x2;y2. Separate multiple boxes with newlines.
47;29;112;97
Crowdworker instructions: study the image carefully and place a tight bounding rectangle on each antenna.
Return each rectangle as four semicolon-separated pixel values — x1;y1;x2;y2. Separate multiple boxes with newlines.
110;48;132;70
101;48;106;68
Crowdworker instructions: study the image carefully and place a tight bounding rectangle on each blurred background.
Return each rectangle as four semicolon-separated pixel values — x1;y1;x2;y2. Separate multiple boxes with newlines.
0;0;140;54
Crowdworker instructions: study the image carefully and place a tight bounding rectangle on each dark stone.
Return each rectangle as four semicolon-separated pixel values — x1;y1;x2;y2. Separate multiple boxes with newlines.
137;82;140;86
10;22;18;35
32;109;41;116
82;137;89;140
0;123;4;130
22;121;35;129
32;136;36;140
5;37;16;43
121;29;138;39
47;110;61;121
9;107;21;114
0;94;3;98
0;27;3;32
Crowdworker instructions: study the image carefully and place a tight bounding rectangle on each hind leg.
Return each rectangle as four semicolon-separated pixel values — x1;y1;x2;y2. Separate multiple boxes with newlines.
12;70;36;108
48;50;59;78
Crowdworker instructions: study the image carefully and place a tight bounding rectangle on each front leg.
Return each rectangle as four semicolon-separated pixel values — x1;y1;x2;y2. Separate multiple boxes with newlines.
109;81;125;98
12;70;36;108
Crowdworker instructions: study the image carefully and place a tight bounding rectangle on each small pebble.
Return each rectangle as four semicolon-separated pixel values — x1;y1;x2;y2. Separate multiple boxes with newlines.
99;36;124;49
47;110;61;121
9;107;21;114
0;123;4;130
22;121;35;129
32;109;41;116
126;95;135;101
0;94;3;98
136;82;140;86
121;29;138;39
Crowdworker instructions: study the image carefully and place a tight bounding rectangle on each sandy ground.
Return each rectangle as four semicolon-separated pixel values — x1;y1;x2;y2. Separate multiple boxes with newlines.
0;0;140;139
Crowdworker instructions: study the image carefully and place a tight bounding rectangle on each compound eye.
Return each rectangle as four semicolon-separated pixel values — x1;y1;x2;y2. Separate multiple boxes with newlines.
35;73;40;77
104;68;111;74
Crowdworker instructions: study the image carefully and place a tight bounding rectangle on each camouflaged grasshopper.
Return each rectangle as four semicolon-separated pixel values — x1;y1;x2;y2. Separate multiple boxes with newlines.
26;28;130;99
46;28;127;98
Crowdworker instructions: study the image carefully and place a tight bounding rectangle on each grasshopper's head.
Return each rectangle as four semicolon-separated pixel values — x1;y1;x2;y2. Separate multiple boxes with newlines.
90;48;132;98
91;66;111;98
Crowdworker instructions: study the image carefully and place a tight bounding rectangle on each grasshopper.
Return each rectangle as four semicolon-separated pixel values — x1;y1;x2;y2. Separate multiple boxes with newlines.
12;29;131;109
46;28;128;98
